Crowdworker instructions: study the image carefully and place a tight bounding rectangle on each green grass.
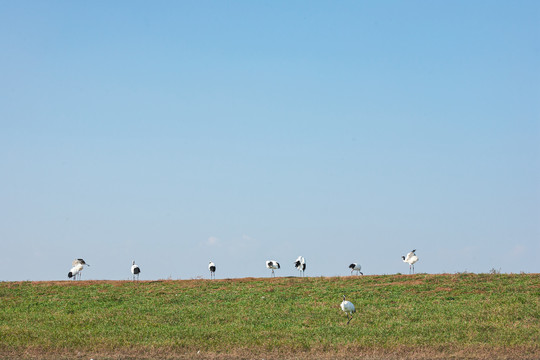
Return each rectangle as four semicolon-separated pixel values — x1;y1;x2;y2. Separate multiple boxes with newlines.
0;274;538;359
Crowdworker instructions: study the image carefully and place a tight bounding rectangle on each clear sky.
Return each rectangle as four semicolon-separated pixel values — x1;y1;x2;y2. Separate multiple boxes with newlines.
1;1;538;281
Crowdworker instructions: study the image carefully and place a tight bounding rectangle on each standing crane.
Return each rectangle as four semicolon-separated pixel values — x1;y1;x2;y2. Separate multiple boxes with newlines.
402;249;419;274
208;261;216;279
266;260;280;277
68;259;90;280
340;295;356;325
131;260;141;280
294;256;306;277
348;263;363;275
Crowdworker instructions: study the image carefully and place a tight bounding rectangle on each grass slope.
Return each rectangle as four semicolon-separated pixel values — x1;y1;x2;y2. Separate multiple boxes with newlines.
0;274;538;359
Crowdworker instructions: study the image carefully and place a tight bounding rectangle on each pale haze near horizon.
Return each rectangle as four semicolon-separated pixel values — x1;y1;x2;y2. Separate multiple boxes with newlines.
1;1;538;281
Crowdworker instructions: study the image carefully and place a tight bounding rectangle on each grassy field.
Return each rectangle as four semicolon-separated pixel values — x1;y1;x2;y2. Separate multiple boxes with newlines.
0;274;538;359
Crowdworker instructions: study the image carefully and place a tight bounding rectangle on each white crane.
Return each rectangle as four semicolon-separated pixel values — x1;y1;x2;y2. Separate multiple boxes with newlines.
68;258;89;280
348;263;363;275
131;260;141;280
294;256;306;277
402;249;419;274
340;295;356;325
266;260;280;277
208;261;216;279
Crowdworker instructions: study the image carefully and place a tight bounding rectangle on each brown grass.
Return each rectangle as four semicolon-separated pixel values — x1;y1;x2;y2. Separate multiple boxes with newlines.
3;344;538;360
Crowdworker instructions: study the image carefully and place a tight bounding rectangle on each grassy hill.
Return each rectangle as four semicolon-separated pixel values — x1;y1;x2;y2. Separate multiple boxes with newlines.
0;274;538;359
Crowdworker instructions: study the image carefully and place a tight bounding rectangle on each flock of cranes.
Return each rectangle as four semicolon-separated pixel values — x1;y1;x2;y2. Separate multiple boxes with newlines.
67;250;420;280
66;250;418;324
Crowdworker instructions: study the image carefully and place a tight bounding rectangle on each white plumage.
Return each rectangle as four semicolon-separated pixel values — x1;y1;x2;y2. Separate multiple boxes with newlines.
68;258;89;280
266;260;280;277
131;260;141;280
402;249;419;274
348;263;363;275
294;256;306;277
340;295;356;324
208;261;216;279
68;264;83;280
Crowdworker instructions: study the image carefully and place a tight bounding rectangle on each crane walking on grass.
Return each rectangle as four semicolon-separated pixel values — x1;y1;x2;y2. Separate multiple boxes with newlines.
68;259;90;280
340;295;356;325
349;263;363;275
131;260;141;280
208;261;216;279
402;249;419;274
294;256;306;277
266;260;280;277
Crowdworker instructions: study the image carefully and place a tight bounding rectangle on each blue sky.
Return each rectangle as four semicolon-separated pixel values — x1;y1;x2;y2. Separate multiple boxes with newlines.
1;1;538;281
